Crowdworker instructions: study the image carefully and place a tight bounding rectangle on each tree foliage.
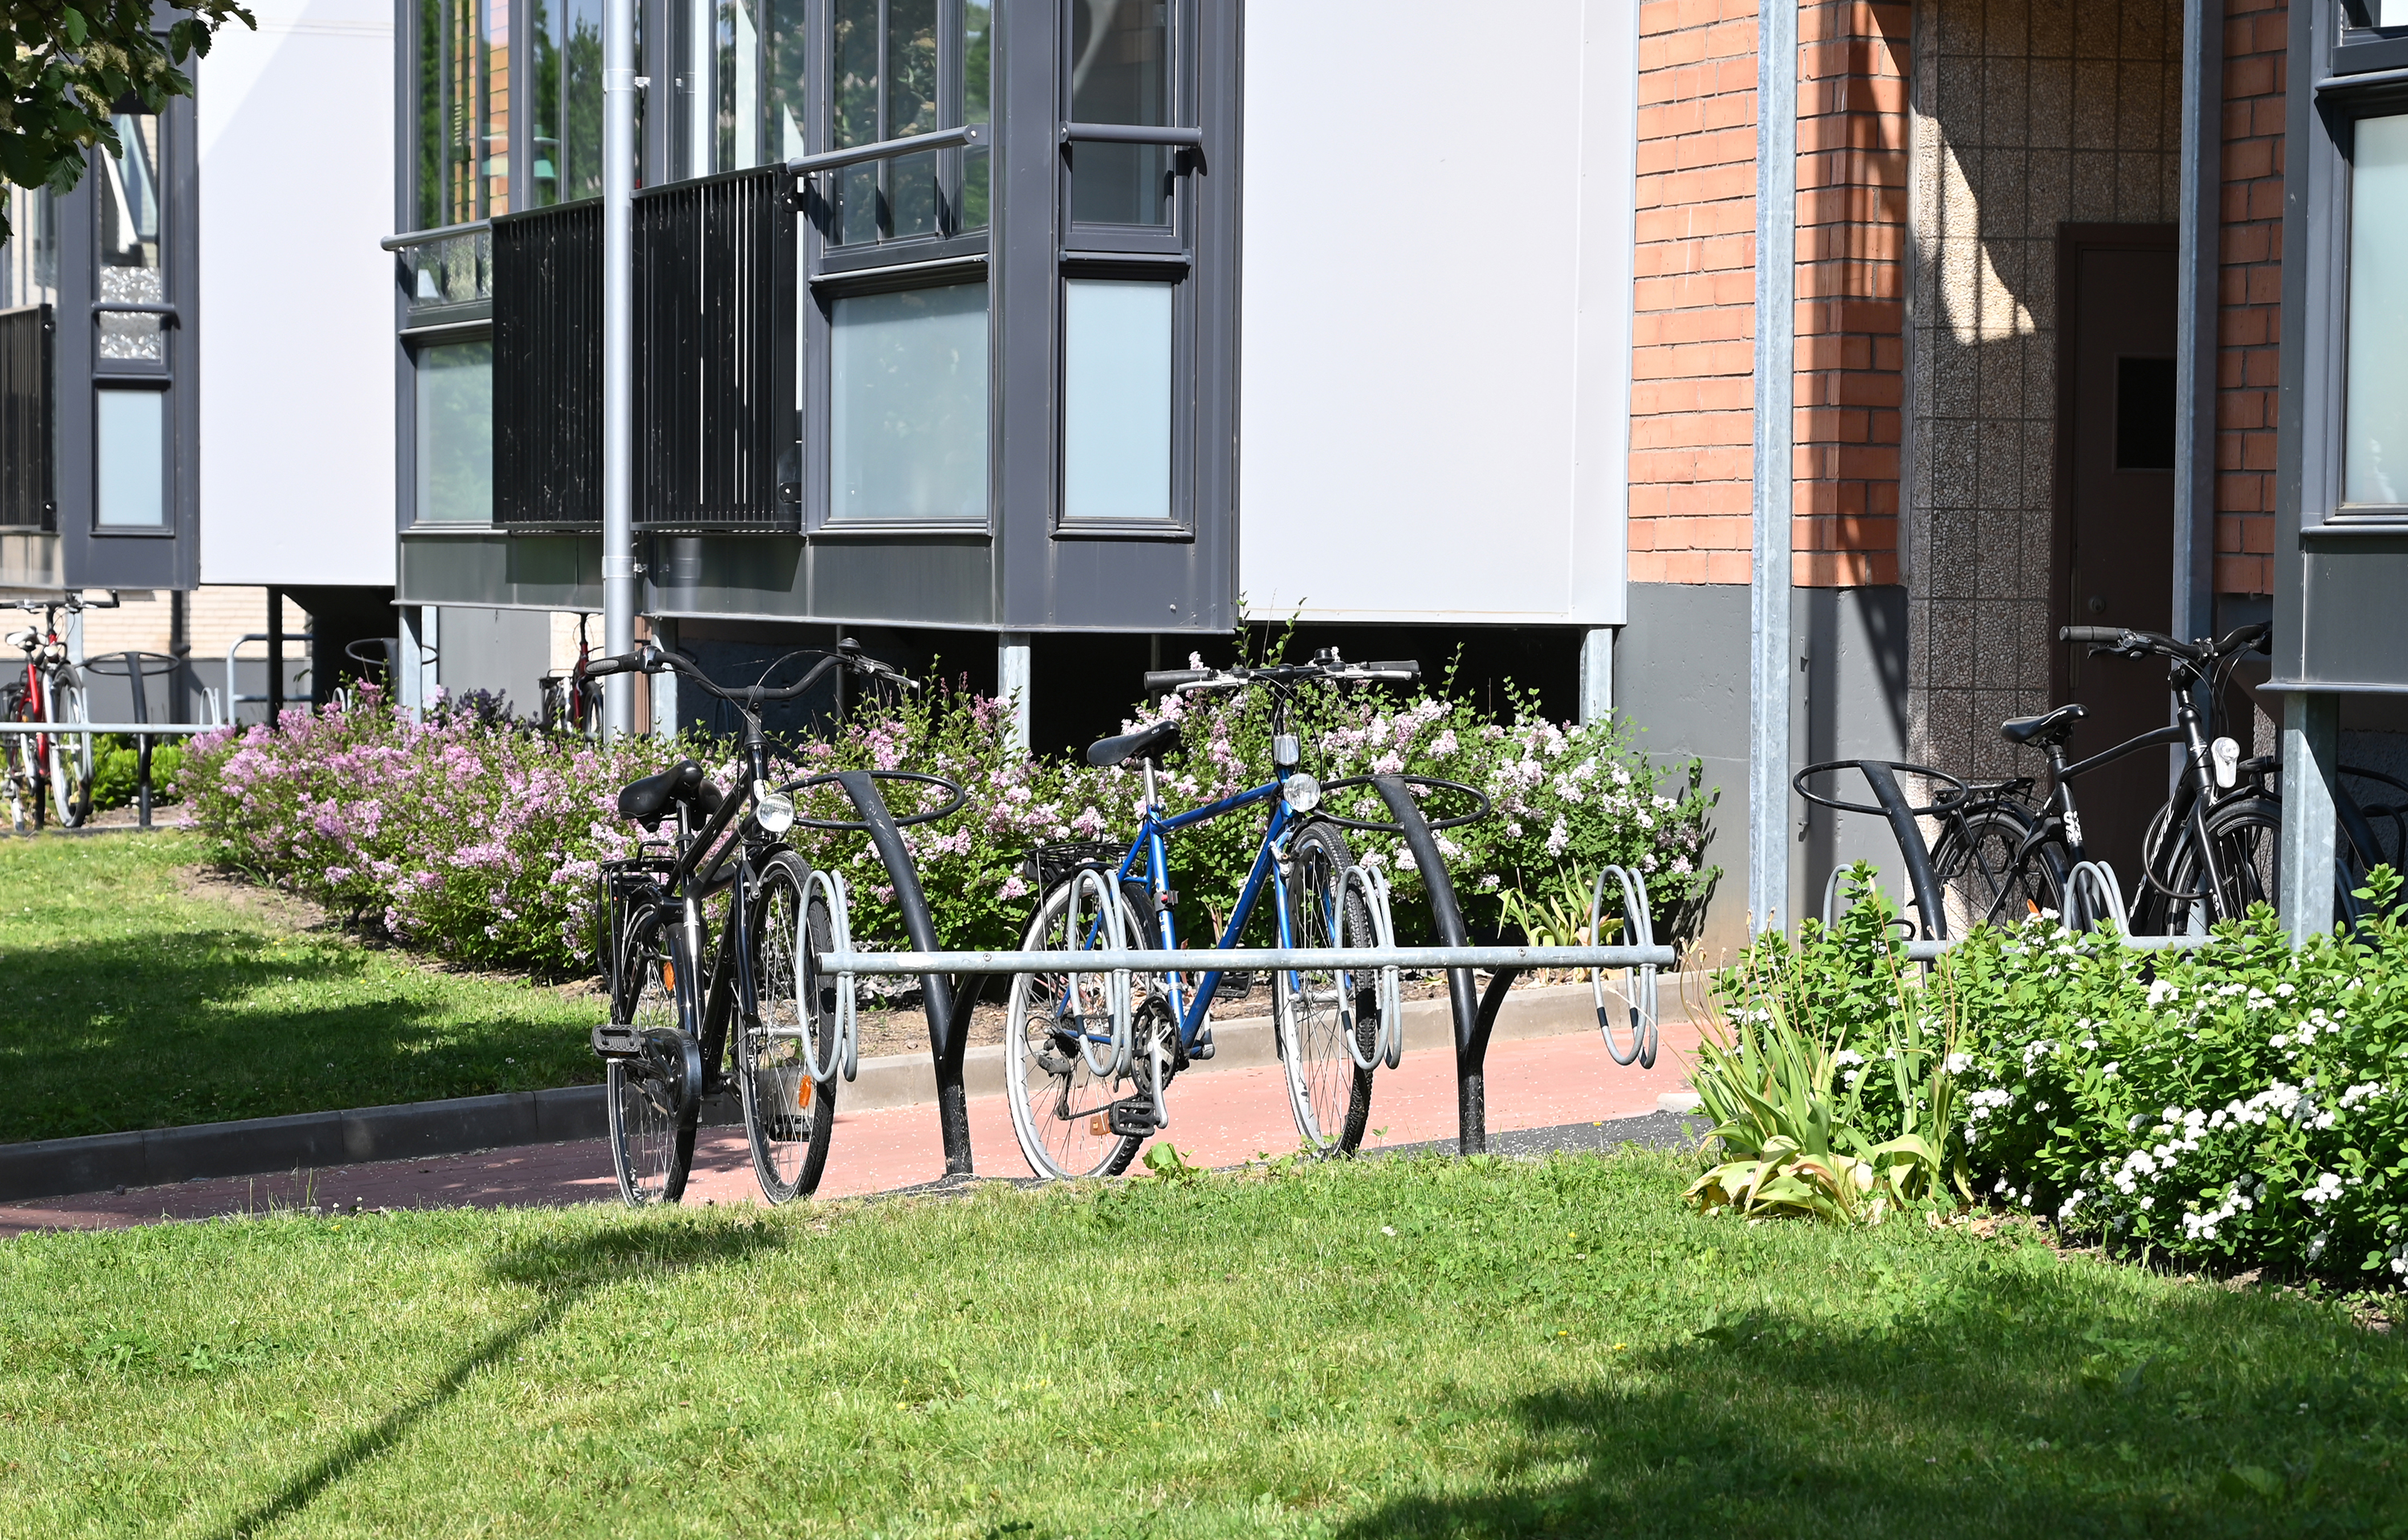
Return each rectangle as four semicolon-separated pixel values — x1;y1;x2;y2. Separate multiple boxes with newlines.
1;0;254;244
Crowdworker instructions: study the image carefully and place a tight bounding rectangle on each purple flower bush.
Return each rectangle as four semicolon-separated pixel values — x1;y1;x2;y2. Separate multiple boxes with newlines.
181;672;1715;973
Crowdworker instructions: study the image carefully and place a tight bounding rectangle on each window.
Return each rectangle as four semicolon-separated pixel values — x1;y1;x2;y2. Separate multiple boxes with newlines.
1063;279;1170;518
531;0;606;203
2347;114;2408;506
829;283;986;520
827;0;990;246
418;0;514;223
1068;0;1168;227
416;341;495;522
96;112;165;365
0;187;56;310
95;388;165;527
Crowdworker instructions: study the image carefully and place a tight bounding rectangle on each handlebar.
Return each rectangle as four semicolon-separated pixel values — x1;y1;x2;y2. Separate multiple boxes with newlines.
1144;652;1422;697
9;591;117;616
1141;668;1210;693
585;639;914;706
2058;622;2271;665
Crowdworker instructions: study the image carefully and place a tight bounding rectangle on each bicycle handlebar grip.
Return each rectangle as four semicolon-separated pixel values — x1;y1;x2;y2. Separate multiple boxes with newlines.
1142;668;1211;693
2059;627;2121;644
1362;660;1421;681
583;652;645;678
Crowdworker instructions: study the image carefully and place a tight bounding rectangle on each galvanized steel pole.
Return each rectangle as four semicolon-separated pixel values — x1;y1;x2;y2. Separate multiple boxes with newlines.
599;0;639;735
1749;0;1798;933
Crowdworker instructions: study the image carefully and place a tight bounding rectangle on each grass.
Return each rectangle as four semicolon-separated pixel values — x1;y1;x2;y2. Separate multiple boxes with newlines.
0;831;602;1144
5;1152;2406;1537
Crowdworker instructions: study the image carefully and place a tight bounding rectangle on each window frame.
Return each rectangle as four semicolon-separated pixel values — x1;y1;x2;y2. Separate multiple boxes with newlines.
2299;43;2408;529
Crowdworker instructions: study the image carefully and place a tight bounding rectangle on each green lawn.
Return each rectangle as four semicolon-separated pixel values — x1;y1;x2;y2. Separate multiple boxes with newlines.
0;832;601;1144
5;1153;2403;1537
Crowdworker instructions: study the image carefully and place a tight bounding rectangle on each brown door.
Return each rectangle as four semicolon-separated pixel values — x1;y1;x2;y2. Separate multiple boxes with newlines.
2056;225;2178;889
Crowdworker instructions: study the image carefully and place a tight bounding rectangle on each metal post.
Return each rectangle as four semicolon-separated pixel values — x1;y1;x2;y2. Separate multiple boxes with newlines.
2280;691;2339;943
398;606;437;719
600;0;640;736
1749;0;1798;935
649;618;679;734
999;632;1032;752
266;587;283;729
1578;628;1614;725
2170;0;2223;652
1371;775;1489;1155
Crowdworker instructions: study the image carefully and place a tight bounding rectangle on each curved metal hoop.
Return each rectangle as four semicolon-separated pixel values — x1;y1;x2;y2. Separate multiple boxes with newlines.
1338;863;1405;1071
1062;866;1134;1079
1313;774;1495;834
1589;865;1660;1068
778;769;970;830
2064;859;2129;936
795;868;859;1083
1790;759;1972;818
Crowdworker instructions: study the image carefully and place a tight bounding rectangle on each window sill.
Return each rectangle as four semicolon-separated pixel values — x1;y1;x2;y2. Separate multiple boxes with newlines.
1052;518;1193;542
811;519;992;540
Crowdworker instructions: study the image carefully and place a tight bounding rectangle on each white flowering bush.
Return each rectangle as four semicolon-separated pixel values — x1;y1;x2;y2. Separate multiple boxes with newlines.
182;668;1714;972
1698;863;2408;1282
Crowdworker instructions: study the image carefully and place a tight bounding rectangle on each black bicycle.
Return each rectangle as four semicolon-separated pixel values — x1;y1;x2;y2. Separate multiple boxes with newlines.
584;639;952;1206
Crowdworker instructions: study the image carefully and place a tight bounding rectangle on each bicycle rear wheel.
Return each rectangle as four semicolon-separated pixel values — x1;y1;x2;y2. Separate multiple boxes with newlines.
742;851;836;1203
1930;803;2064;936
607;902;703;1205
1003;875;1152;1180
47;674;92;828
1275;823;1377;1156
3;692;36;832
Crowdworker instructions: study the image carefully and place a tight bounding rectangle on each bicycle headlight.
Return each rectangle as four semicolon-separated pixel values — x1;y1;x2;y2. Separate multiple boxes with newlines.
755;781;795;834
1283;773;1322;815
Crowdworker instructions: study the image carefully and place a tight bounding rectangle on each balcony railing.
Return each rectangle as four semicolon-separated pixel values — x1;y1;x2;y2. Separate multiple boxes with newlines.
384;221;494;320
637;168;796;531
492;201;602;528
0;305;54;531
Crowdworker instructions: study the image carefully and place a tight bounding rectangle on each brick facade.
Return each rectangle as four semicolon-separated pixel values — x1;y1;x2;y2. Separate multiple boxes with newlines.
1793;0;1910;587
1628;0;1763;586
2216;0;2284;598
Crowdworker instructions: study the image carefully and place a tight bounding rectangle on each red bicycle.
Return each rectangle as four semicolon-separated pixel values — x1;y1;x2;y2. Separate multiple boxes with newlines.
4;594;113;831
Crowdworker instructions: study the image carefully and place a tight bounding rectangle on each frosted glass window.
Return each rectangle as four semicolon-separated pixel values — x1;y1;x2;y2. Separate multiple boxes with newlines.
2381;0;2408;26
1063;280;1171;520
830;283;988;521
415;341;494;522
95;390;165;527
2348;116;2408;504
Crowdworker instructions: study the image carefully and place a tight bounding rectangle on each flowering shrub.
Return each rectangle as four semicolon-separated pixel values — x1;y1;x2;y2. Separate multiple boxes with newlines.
181;668;1716;973
1695;864;2408;1284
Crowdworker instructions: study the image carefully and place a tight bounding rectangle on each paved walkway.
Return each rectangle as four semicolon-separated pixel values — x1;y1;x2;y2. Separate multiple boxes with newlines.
0;1018;1701;1237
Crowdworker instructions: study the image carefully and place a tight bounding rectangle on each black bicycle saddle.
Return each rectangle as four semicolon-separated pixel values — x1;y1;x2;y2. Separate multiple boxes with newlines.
616;760;725;823
2000;703;2086;747
1087;719;1180;769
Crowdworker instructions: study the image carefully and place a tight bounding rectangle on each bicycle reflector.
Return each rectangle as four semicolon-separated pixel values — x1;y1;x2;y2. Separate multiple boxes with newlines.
755;780;796;834
1283;772;1323;815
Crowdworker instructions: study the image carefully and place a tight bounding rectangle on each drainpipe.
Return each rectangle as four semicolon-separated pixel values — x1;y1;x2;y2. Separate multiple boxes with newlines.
1748;0;1798;933
599;0;640;734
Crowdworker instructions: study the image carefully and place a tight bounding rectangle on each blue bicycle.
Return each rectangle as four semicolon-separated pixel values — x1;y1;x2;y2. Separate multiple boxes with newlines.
1002;650;1486;1179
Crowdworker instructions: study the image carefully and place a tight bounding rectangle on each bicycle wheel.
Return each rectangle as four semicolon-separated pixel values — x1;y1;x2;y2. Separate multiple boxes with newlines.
3;691;35;832
1275;823;1377;1156
607;902;703;1205
1930;803;2064;936
1003;874;1153;1180
2148;797;2283;932
47;673;92;828
741;851;837;1203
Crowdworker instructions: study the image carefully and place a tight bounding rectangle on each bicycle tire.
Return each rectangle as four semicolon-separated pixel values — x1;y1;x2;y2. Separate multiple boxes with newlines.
2143;797;2284;933
607;901;703;1205
3;690;36;832
1274;823;1377;1156
1003;876;1153;1180
47;673;92;828
741;851;837;1203
1929;801;2064;935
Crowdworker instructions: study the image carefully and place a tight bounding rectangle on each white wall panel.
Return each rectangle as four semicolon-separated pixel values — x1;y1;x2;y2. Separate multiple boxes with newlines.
197;0;396;586
1237;0;1636;626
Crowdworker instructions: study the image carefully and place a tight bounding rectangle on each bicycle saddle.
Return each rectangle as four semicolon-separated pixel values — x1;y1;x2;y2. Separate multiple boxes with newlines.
1087;719;1180;768
2000;703;2086;747
616;760;725;824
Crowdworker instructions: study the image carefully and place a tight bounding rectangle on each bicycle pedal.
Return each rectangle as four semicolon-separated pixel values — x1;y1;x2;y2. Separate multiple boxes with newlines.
591;1024;641;1058
1190;1031;1215;1062
1101;1099;1159;1138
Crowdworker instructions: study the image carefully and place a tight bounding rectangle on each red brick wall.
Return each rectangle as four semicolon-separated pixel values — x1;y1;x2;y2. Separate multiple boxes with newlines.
1628;0;1762;586
1792;0;1908;587
2217;0;2284;598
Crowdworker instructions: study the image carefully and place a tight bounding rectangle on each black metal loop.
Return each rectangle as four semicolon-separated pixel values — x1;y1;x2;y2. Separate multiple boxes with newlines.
1315;774;1494;833
1792;759;1971;818
777;768;968;829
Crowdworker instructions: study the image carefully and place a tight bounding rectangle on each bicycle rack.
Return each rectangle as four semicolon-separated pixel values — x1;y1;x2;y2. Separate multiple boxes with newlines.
1339;863;1404;1072
1589;865;1660;1068
793;868;860;1085
1792;759;1974;941
2064;859;2130;934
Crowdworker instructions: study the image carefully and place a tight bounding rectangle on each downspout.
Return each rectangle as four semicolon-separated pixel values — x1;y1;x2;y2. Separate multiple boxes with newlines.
2172;0;2225;665
1749;0;1799;931
600;0;640;734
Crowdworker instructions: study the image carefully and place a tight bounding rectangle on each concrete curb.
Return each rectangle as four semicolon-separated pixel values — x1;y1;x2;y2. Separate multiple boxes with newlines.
0;980;1695;1202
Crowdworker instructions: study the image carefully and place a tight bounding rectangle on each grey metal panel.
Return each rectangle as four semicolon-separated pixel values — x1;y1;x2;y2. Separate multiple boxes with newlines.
0;532;60;591
1616;582;1751;956
806;536;993;625
2298;541;2408;686
400;532;605;611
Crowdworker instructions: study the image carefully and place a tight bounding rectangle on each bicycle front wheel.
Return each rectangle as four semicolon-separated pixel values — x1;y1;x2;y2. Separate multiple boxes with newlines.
1275;823;1377;1157
2150;797;2282;932
742;851;837;1204
607;903;703;1206
47;675;92;828
1930;803;2064;936
1003;875;1152;1180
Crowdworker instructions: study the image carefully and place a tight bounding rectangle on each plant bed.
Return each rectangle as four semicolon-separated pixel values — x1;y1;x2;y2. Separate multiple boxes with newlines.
5;1152;2404;1534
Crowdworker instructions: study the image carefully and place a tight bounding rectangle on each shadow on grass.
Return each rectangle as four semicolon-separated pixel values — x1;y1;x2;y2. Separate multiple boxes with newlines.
207;1219;780;1540
6;927;594;1143
1335;1262;2408;1538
